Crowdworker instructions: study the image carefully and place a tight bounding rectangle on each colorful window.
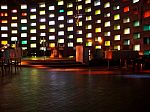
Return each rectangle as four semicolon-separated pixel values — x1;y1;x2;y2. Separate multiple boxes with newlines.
144;10;150;18
123;6;129;12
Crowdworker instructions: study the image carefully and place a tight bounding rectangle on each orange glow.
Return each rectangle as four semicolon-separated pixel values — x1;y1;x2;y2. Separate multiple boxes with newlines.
1;20;8;23
124;6;129;12
144;10;150;18
22;13;27;16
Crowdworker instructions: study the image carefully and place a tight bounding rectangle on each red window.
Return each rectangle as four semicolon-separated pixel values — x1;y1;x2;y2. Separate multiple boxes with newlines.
144;10;150;18
22;13;27;16
124;6;129;12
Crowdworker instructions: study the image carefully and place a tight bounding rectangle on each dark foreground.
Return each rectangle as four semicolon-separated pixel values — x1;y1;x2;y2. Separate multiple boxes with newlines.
0;67;150;112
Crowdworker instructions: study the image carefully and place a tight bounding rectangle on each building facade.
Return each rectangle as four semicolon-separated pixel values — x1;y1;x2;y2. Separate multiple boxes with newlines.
0;0;150;57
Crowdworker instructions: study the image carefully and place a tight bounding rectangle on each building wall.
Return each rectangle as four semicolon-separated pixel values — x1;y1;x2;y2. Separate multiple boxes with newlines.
0;0;150;57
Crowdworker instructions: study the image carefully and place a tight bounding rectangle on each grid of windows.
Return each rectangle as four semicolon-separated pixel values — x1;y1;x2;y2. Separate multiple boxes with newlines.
0;0;149;56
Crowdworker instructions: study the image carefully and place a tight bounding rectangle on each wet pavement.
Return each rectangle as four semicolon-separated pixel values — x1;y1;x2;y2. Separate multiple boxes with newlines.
0;67;150;112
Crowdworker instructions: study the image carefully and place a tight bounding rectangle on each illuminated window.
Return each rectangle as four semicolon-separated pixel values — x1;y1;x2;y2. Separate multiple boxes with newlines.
49;14;55;18
40;10;45;15
124;6;129;12
12;9;17;13
49;6;55;10
77;0;82;1
67;3;73;8
59;24;64;28
21;4;27;9
1;26;8;31
0;13;8;16
67;19;73;23
58;31;64;36
85;0;91;4
94;0;101;6
105;41;110;46
124;28;130;34
133;20;140;27
30;15;36;19
39;3;45;8
86;33;92;38
123;17;130;23
40;33;46;36
104;13;110;17
105;21;110;27
11;23;17;27
1;34;8;37
1;5;7;9
77;5;82;10
114;45;120;50
21;40;27;44
95;28;101;32
11;37;17;41
58;16;64;20
58;0;64;5
30;43;36;48
30;8;36;12
113;6;120;10
104;2;110;8
40;25;46;29
58;39;64;43
22;47;27;50
133;33;140;39
77;38;83;43
22;13;27;16
12;17;17;20
67;11;73;15
123;39;130;45
133;0;139;3
21;19;27;23
39;18;46;22
1;20;8;23
96;19;101;23
49;43;55;48
114;24;120;30
143;24;150;31
95;9;101;15
49;36;55;40
59;9;64;13
104;32;111;36
30;29;36;33
86;41;92;46
114;35;121;40
67;27;73;31
30;36;36;40
86;25;92;29
133;45;140;51
114;14;120;20
86;16;92;21
144;10;150;18
68;42;73;47
49;28;55;32
1;41;8;45
49;21;55;25
21;33;27;37
95;46;102;49
77;30;82;34
12;30;18;34
31;23;36;26
78;21;82;26
85;7;91;12
68;35;73;39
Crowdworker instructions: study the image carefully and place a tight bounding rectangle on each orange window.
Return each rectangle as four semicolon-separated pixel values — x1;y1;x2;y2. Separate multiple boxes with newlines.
124;6;129;12
144;10;150;18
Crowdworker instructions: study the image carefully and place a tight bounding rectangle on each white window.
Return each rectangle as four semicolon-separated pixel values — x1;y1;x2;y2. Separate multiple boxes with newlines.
21;33;27;37
30;36;36;40
105;21;110;27
1;34;8;37
104;2;110;8
124;28;130;34
58;31;64;36
1;26;8;31
67;19;73;23
114;35;121;40
94;0;101;6
1;5;7;9
58;16;64;20
49;6;55;10
49;14;55;18
30;8;36;12
21;19;27;23
40;18;46;22
21;4;27;9
49;21;55;25
49;36;55;40
133;0;139;3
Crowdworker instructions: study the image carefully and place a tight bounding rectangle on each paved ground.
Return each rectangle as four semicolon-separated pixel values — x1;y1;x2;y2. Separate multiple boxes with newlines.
0;67;150;112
